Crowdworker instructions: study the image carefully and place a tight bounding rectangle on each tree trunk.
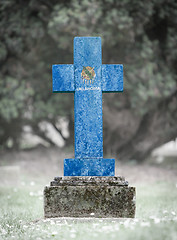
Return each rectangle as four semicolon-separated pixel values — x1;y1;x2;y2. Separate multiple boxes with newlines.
103;90;177;161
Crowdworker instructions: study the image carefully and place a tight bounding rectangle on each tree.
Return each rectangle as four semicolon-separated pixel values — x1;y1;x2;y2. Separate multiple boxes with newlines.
0;0;176;161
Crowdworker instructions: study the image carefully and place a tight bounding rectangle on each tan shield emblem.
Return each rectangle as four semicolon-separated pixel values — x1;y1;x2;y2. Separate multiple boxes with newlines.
81;66;96;84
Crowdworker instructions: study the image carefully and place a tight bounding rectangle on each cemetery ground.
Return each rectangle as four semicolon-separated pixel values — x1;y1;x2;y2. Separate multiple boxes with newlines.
0;147;177;240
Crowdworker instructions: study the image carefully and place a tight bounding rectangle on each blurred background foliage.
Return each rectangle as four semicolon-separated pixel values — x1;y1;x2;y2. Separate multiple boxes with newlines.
0;0;176;161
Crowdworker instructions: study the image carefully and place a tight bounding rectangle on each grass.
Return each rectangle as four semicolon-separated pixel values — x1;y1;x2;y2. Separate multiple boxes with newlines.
0;180;177;240
0;147;177;239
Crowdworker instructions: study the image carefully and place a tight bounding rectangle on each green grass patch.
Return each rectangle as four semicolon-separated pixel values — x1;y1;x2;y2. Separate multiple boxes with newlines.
0;180;177;239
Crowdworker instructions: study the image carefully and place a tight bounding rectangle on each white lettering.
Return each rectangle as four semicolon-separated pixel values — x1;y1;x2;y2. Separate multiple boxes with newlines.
76;87;101;91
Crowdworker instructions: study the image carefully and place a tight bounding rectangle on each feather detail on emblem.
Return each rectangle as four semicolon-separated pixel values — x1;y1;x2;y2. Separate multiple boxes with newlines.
81;66;96;84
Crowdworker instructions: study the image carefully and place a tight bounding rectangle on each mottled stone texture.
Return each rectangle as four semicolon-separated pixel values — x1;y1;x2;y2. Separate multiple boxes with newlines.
48;37;135;218
74;89;103;159
44;177;136;218
52;64;74;92
102;64;123;92
52;37;123;176
64;159;115;176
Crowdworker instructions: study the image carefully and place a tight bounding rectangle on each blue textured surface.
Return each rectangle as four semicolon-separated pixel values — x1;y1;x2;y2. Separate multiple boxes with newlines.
64;159;115;176
74;37;102;67
52;37;123;176
102;64;123;92
74;37;102;90
75;89;103;159
53;64;74;92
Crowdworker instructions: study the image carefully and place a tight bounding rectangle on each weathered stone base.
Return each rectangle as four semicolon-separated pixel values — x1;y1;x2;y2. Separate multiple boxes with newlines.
44;176;136;218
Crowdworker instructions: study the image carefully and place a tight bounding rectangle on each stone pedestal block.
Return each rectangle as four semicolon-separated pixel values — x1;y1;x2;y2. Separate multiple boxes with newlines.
44;176;136;218
64;158;115;176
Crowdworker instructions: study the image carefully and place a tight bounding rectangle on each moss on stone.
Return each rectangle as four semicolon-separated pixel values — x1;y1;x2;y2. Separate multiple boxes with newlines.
44;177;136;218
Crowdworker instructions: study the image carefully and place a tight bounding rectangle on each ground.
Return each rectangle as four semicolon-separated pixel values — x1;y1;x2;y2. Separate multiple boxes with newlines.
0;147;177;240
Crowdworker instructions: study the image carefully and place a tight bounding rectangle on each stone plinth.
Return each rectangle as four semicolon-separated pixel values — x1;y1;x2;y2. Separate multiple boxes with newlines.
44;176;136;218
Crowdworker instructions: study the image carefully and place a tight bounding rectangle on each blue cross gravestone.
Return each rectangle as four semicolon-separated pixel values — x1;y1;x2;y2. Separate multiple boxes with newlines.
44;37;136;218
53;37;123;176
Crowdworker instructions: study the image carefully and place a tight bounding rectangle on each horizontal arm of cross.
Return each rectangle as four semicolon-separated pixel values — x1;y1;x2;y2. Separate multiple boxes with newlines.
53;64;123;93
102;64;123;92
53;64;75;92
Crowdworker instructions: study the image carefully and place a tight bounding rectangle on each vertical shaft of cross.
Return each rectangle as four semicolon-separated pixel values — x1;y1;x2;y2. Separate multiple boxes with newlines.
52;36;123;176
74;37;103;159
74;89;103;159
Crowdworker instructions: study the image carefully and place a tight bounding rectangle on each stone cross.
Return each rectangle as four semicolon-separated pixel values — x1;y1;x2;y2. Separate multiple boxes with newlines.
53;37;123;176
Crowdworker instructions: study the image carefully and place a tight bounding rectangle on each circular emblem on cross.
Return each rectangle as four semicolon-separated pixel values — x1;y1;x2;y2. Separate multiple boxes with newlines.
81;66;96;84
